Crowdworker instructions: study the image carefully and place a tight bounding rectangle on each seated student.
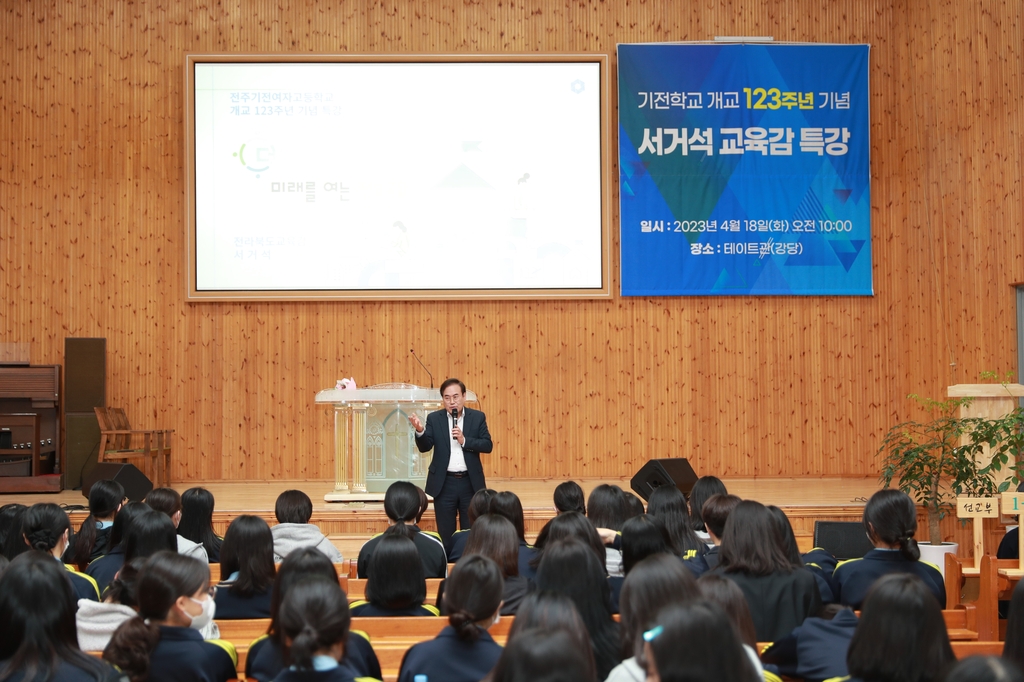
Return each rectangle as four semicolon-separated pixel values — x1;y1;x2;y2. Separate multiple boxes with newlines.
1003;579;1024;675
350;527;440;617
103;551;237;682
944;657;1024;682
833;489;945;609
701;493;741;570
489;629;595;682
504;590;595;666
761;604;858;682
272;579;371;682
399;555;504;682
489;491;539;581
177;487;223;563
0;503;29;560
768;505;838;604
146;488;210;562
447;488;497;562
646;486;710;577
356;481;446;578
83;502;148;591
623;493;645;520
841;573;954;682
715;500;821;642
554;480;587;515
0;551;122;682
272;489;343;563
458;514;528;615
530;511;608;576
214;515;276;619
688;476;728;546
586;484;629;577
607;554;698;682
695;574;765;677
535;538;621;680
67;480;124;571
77;557;145;652
643;601;760;682
609;515;675;612
246;548;380;682
21;503;99;602
88;507;177;596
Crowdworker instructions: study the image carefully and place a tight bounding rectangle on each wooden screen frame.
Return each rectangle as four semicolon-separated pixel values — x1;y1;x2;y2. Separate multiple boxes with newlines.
184;53;613;301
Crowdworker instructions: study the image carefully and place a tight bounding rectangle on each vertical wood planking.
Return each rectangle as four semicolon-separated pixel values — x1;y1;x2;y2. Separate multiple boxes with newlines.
1;0;1022;482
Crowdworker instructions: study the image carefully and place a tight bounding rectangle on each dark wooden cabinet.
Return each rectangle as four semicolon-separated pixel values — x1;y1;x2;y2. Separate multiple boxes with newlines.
0;365;62;492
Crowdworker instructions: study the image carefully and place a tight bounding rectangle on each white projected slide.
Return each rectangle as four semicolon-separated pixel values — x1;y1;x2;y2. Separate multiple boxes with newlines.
191;59;606;294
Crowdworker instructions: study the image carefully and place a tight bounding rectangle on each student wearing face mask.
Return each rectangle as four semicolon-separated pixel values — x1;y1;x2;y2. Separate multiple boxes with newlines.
21;502;100;602
103;551;237;682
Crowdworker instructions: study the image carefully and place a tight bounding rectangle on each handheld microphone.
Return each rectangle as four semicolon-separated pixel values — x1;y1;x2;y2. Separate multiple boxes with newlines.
451;408;459;441
410;349;434;388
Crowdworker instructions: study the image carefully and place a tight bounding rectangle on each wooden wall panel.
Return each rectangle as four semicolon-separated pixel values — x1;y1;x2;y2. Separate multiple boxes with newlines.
1;0;1022;482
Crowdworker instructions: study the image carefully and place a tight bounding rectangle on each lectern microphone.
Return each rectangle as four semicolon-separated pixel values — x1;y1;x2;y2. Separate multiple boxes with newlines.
410;349;434;388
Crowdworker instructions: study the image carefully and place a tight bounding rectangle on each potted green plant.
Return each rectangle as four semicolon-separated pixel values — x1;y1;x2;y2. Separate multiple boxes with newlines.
878;394;1011;551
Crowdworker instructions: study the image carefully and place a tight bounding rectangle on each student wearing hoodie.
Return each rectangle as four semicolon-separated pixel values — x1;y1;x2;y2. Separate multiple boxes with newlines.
76;557;144;651
271;490;343;563
146;488;210;563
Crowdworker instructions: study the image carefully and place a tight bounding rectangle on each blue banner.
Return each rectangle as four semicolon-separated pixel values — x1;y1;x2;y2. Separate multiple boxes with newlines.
618;44;871;296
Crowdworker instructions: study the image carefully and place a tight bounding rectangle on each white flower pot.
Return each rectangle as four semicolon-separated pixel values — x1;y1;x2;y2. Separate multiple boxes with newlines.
918;541;959;579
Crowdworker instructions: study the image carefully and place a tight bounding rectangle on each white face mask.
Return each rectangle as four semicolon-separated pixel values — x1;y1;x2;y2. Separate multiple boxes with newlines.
182;596;216;631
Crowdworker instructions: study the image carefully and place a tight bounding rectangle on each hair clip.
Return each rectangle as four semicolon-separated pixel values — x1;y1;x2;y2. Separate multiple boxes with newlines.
642;625;664;642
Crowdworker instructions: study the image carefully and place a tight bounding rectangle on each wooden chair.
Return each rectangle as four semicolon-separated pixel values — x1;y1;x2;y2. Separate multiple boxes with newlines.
94;407;173;487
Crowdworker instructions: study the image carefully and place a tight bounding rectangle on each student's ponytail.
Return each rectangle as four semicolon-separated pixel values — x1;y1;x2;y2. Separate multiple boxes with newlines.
21;504;70;554
72;480;124;571
103;617;161;682
898;529;921;561
442;555;503;642
279;578;350;670
864;489;922;562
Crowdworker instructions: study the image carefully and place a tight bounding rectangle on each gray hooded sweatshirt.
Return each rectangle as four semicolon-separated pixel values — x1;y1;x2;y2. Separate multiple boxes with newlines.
271;523;343;563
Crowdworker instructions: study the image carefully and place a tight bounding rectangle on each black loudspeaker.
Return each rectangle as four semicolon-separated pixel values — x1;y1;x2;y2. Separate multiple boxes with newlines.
65;338;106;413
813;521;875;560
82;463;152;502
630;458;699;501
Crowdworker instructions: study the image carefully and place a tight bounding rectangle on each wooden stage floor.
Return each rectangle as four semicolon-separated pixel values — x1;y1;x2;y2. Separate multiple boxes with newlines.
1;476;882;556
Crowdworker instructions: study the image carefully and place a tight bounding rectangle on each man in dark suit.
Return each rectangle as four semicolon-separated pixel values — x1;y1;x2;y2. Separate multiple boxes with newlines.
408;378;493;550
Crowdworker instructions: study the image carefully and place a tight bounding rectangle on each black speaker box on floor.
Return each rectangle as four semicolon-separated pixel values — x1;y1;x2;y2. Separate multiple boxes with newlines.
82;463;152;502
630;458;699;501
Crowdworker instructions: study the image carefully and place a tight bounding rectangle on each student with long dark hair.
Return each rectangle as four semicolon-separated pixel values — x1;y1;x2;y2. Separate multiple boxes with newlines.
844;573;954;682
356;481;446;578
1005;579;1024;671
646;486;709;576
351;527;439;617
608;514;675;612
944;657;1024;682
700;493;741;569
504;591;595;666
460;514;528;614
768;504;838;603
76;557;146;652
489;491;539;580
146;488;209;562
535;538;621;680
272;579;362;682
554;481;586;515
103;552;236;682
0;503;29;560
695;574;764;677
490;630;596;682
643;601;760;682
214;515;276;618
246;548;380;682
21;503;99;601
530;511;607;573
271;490;343;563
88;508;177;595
688;476;727;538
448;488;497;562
0;551;121;682
716;499;821;642
587;484;628;577
607;554;698;682
177;487;222;563
495;591;597;682
68;480;124;571
834;489;945;608
398;555;504;682
83;501;149;594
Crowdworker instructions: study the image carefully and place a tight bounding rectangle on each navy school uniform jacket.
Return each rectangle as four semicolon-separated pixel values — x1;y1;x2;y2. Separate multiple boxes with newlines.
717;568;823;643
447;529;470;562
356;526;447;579
833;548;945;609
246;632;381;682
608;576;624;614
0;659;125;682
397;626;503;682
517;540;538;581
85;546;125;596
213;583;273;619
348;602;440;617
148;626;237;682
273;666;379;682
64;563;100;602
761;609;859;682
999;527;1020;558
